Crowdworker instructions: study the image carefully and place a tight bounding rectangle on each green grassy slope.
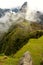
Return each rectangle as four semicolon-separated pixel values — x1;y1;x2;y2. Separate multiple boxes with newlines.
0;21;43;55
0;36;43;65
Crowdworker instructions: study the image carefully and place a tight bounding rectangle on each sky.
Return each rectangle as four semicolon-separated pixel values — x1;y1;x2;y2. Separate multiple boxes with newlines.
0;0;43;12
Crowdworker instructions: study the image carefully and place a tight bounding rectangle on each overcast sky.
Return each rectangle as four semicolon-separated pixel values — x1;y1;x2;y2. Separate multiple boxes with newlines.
0;0;43;12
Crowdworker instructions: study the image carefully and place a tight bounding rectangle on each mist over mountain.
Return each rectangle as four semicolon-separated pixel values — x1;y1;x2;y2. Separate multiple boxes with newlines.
0;2;28;39
0;1;43;23
0;1;43;65
26;10;43;23
0;1;43;56
0;1;43;40
0;2;27;18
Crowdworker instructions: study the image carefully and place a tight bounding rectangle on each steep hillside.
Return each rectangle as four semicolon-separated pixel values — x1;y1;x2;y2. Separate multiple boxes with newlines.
0;20;43;55
0;1;43;65
0;36;43;65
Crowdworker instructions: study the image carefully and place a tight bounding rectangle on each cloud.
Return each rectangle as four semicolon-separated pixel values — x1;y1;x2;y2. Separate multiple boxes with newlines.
0;0;26;8
0;0;43;12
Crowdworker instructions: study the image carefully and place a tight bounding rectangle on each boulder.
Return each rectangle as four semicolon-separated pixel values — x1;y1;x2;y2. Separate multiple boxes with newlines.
18;51;32;65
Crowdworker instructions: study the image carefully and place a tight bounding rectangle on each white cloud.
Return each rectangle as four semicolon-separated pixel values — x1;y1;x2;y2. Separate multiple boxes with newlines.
0;0;43;12
0;0;26;8
28;0;43;12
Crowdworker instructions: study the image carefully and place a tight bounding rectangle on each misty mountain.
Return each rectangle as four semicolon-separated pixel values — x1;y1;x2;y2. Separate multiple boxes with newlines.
0;8;5;18
0;1;43;24
0;8;19;18
20;2;27;13
0;1;43;41
27;10;43;24
0;8;10;18
36;11;43;24
0;1;43;55
11;7;20;13
0;2;27;40
0;2;27;18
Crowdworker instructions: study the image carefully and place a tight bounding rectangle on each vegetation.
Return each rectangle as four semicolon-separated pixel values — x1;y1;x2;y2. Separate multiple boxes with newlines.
0;20;43;65
0;21;43;55
0;36;43;65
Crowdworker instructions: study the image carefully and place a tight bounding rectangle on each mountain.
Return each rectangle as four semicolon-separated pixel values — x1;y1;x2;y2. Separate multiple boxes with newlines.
0;1;43;37
0;1;43;40
0;8;18;18
0;1;43;55
0;2;43;65
11;7;20;13
20;2;27;13
0;2;27;18
0;1;43;23
36;11;43;24
0;20;43;55
0;8;10;18
27;10;43;24
0;2;28;40
0;8;5;18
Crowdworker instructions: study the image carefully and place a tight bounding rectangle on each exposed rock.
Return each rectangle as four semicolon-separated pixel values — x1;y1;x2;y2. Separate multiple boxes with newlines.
20;2;27;13
18;51;32;65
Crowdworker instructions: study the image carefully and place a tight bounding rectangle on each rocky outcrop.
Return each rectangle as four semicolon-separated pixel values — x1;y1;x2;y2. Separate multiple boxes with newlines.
18;51;32;65
20;2;27;13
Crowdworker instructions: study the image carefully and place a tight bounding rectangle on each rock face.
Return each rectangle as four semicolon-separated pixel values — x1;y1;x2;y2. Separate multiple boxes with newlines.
20;2;27;13
18;51;32;65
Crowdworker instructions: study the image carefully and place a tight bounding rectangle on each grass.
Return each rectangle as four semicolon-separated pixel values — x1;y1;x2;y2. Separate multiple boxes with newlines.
0;36;43;65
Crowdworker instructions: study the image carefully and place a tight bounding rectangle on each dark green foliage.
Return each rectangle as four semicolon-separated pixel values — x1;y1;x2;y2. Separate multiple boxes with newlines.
0;21;43;55
29;30;43;39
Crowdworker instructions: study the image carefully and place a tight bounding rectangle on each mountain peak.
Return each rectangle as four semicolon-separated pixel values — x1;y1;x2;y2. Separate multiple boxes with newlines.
22;2;27;7
20;2;27;13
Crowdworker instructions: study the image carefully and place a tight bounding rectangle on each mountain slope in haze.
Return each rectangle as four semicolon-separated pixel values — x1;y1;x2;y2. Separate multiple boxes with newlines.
0;1;43;35
0;8;19;18
0;1;43;65
0;2;27;18
26;10;43;23
0;20;43;55
0;2;28;40
0;1;43;55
